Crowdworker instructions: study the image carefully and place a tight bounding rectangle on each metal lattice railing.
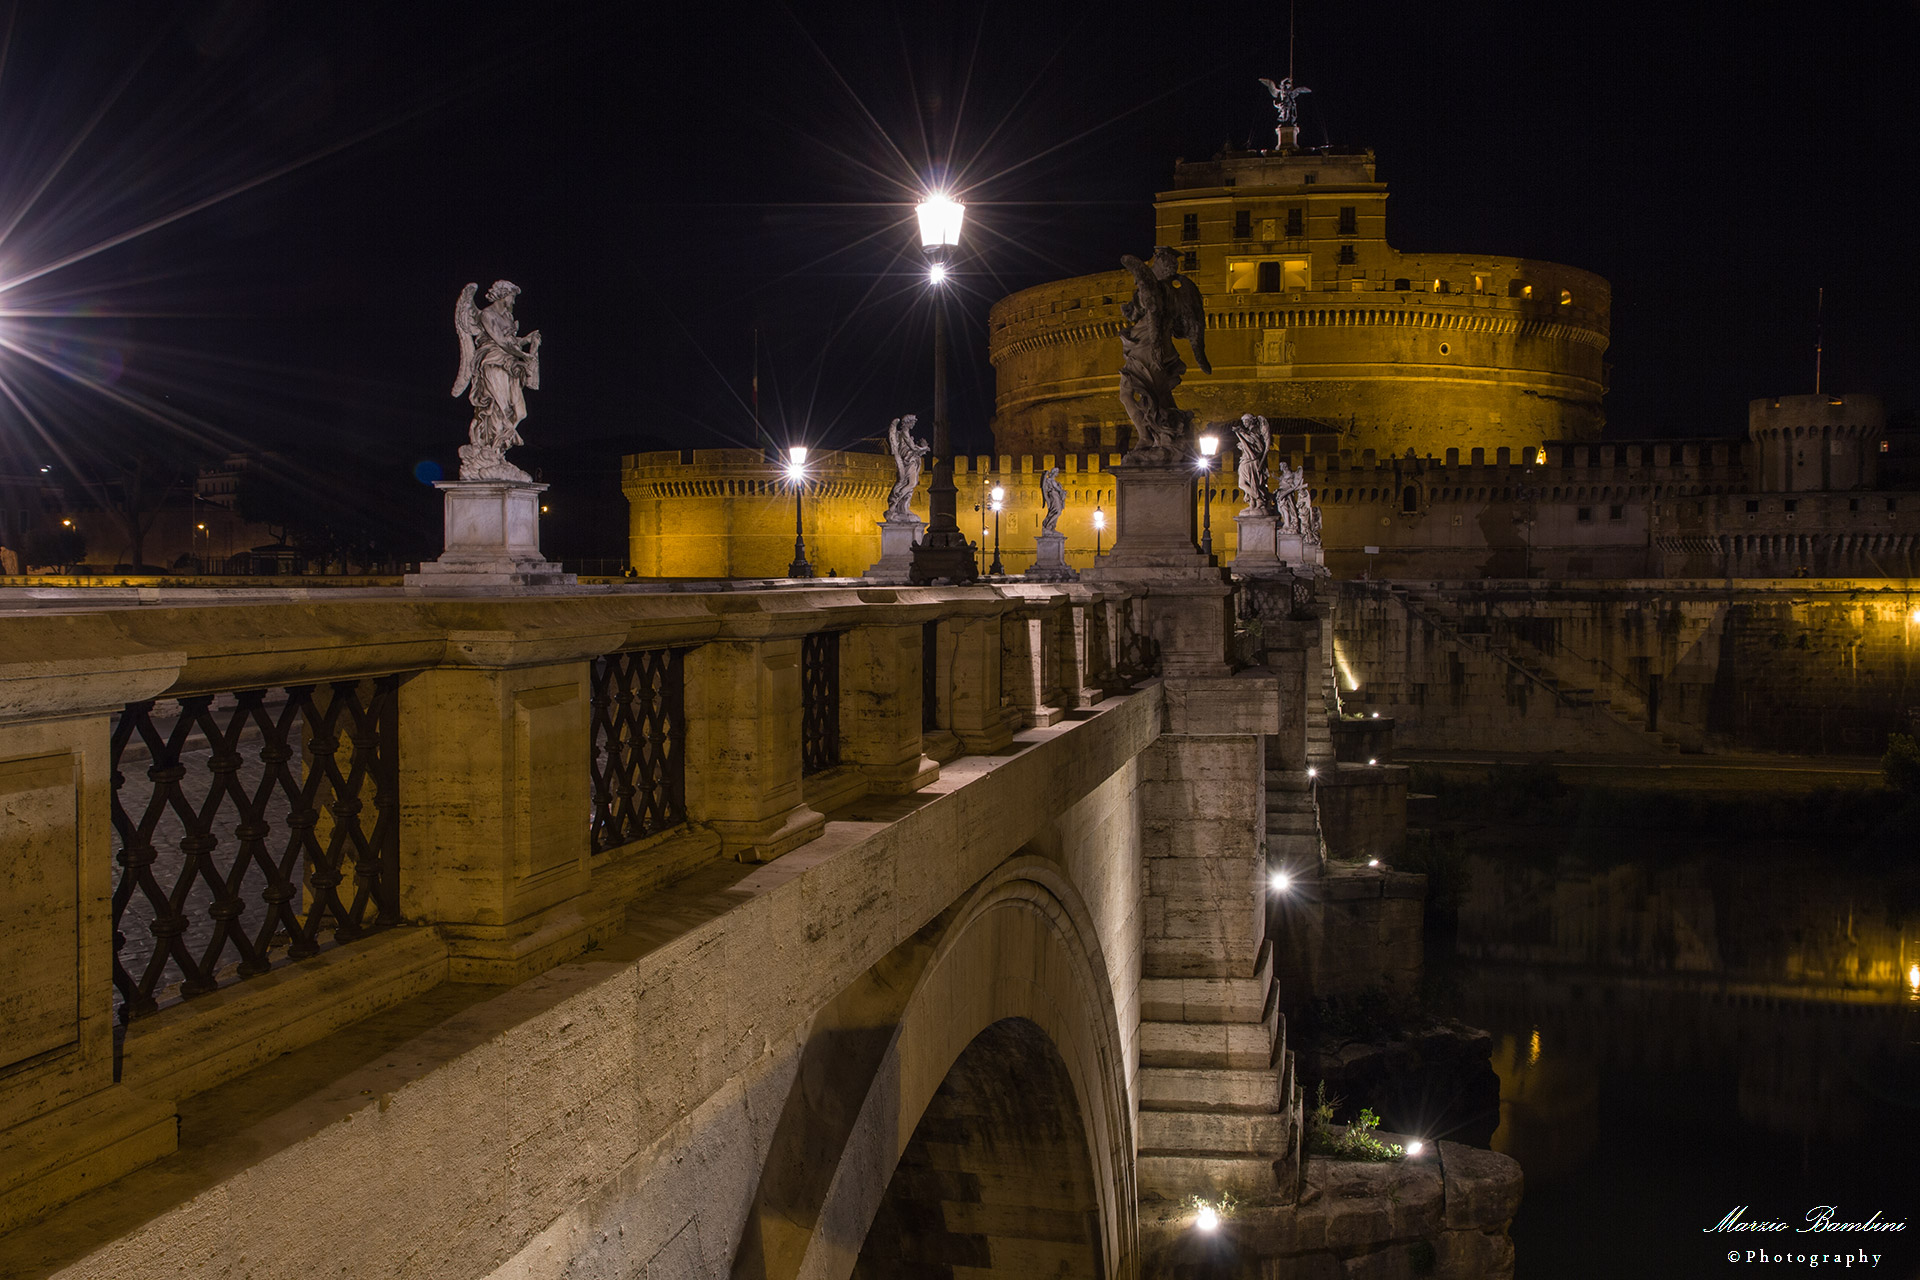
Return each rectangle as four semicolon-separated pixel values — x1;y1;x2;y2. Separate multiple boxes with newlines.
109;678;403;1023
589;647;688;854
801;631;841;775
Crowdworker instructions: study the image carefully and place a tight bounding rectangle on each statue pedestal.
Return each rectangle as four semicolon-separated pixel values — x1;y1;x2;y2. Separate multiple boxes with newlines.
405;480;576;591
1023;531;1078;582
1230;513;1285;576
863;517;923;584
1081;463;1232;677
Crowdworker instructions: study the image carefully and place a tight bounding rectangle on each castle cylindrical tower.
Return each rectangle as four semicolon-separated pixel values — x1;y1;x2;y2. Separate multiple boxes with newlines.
990;151;1610;461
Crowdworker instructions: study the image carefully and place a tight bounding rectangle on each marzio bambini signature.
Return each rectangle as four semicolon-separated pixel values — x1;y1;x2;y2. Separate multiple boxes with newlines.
1706;1207;1908;1235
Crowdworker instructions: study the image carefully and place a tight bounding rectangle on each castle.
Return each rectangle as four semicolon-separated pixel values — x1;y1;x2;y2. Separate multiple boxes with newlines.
624;145;1912;582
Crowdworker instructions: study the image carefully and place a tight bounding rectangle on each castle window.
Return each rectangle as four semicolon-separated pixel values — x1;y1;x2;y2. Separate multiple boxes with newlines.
1881;439;1890;453
1182;251;1198;271
1783;499;1797;513
1283;259;1310;290
1226;261;1257;291
1401;486;1418;513
1746;500;1760;513
1433;279;1450;294
1393;277;1411;291
1257;261;1281;292
1338;244;1356;265
1286;208;1303;237
1338;206;1357;235
1181;213;1198;242
1508;279;1531;297
1304;173;1318;185
1559;289;1573;305
1608;504;1624;520
1577;507;1592;522
1472;275;1487;294
1233;210;1252;238
1848;497;1860;512
1889;497;1900;512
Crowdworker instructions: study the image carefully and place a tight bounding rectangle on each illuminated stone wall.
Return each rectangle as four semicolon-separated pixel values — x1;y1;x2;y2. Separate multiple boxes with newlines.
989;150;1611;461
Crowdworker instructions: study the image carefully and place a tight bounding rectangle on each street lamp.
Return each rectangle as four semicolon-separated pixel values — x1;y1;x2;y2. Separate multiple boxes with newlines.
1093;505;1106;558
1197;432;1220;557
786;445;813;579
988;484;1005;576
908;191;977;584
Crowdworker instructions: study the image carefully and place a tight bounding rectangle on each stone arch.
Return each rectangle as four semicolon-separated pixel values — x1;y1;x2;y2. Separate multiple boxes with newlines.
731;855;1136;1280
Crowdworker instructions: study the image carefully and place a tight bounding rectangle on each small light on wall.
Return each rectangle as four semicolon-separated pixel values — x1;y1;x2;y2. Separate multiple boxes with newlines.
1406;1140;1425;1157
1305;766;1317;778
1368;757;1378;766
1367;858;1381;868
1194;1205;1219;1233
1371;711;1380;719
1270;870;1292;892
1909;963;1920;994
1093;507;1106;530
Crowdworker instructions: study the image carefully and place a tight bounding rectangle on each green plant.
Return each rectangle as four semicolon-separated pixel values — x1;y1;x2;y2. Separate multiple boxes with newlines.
1304;1082;1406;1162
1884;733;1920;796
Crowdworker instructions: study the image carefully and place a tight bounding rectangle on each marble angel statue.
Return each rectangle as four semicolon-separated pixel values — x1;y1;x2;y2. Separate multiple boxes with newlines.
884;414;932;522
452;280;542;482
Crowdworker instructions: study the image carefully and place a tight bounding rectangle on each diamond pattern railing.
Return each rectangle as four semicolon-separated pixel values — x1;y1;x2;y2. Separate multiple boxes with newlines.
589;647;688;854
801;631;841;775
109;678;403;1023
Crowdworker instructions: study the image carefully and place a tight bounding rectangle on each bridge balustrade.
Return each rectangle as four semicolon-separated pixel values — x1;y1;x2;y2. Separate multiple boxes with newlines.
0;582;1135;1234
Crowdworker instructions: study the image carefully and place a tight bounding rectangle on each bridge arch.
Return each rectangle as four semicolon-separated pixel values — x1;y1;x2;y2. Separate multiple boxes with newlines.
733;854;1137;1280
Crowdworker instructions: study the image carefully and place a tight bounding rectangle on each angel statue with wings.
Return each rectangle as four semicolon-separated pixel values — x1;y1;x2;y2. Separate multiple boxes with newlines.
1118;246;1210;461
1258;76;1310;127
452;280;542;482
884;414;931;522
1234;413;1275;516
1040;465;1066;534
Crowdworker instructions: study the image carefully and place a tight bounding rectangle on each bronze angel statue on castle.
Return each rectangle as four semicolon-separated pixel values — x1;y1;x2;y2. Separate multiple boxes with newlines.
452;280;542;482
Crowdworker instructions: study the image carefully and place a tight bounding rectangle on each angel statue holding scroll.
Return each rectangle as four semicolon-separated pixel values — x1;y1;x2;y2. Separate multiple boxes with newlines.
452;280;542;482
884;414;931;522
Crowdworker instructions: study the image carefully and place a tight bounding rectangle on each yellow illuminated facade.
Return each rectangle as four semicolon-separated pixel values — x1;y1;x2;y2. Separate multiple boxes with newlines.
988;150;1610;460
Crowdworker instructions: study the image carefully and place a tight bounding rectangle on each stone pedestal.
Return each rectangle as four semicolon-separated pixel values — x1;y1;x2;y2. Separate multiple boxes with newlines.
862;517;923;584
405;481;576;590
1230;512;1284;575
1023;530;1078;581
1082;463;1233;678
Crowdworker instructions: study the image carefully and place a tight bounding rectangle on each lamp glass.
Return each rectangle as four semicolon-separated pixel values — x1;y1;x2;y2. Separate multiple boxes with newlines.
1093;507;1105;529
1198;433;1220;457
990;485;1004;502
916;194;965;248
789;445;808;467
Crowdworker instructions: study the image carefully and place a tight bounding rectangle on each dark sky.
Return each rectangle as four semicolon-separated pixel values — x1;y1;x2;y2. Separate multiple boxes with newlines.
2;0;1915;551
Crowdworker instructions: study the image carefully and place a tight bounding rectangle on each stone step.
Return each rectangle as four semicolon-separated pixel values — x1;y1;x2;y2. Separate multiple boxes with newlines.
1138;1066;1281;1114
1140;971;1270;1024
1136;1154;1283;1204
1139;1108;1291;1158
1266;810;1317;835
1139;1019;1273;1070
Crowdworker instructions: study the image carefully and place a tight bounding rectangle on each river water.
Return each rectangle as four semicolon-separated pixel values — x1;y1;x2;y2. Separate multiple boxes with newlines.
1421;793;1920;1279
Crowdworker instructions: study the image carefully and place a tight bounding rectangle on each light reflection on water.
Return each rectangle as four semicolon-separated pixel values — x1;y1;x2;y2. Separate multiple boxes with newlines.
1427;835;1920;1279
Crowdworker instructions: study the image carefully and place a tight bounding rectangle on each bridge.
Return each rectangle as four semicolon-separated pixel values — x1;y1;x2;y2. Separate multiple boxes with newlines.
0;572;1518;1277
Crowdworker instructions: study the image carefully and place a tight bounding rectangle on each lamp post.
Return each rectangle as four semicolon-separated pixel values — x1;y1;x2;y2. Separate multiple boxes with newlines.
1093;505;1105;558
988;484;1005;576
786;445;813;578
1197;432;1220;557
908;192;978;584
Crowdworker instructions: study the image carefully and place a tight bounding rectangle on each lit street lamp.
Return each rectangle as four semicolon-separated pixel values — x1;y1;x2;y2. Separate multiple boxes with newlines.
1197;432;1220;557
988;484;1005;576
908;191;978;584
1093;505;1105;558
786;445;813;579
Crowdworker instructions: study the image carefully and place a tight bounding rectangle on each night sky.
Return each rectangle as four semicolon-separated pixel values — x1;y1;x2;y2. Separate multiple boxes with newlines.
2;0;1914;556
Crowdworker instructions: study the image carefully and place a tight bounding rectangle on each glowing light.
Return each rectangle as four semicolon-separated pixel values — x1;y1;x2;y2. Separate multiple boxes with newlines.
540;504;550;514
787;445;808;483
195;523;206;531
928;262;949;286
1911;609;1920;625
1406;1140;1424;1156
1371;711;1380;719
1305;766;1317;778
1529;1029;1542;1065
1368;758;1378;766
1198;433;1220;460
916;193;965;249
1093;507;1105;530
60;518;72;527
1367;858;1381;868
1194;1205;1219;1233
1270;871;1292;892
1908;963;1919;994
990;485;1004;503
38;465;50;473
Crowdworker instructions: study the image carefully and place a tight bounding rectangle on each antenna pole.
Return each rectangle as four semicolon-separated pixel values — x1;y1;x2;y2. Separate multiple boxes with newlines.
1813;287;1824;395
1289;0;1296;81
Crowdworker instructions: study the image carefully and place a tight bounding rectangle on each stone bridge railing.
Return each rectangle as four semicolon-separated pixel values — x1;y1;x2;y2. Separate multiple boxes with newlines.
0;581;1148;1236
